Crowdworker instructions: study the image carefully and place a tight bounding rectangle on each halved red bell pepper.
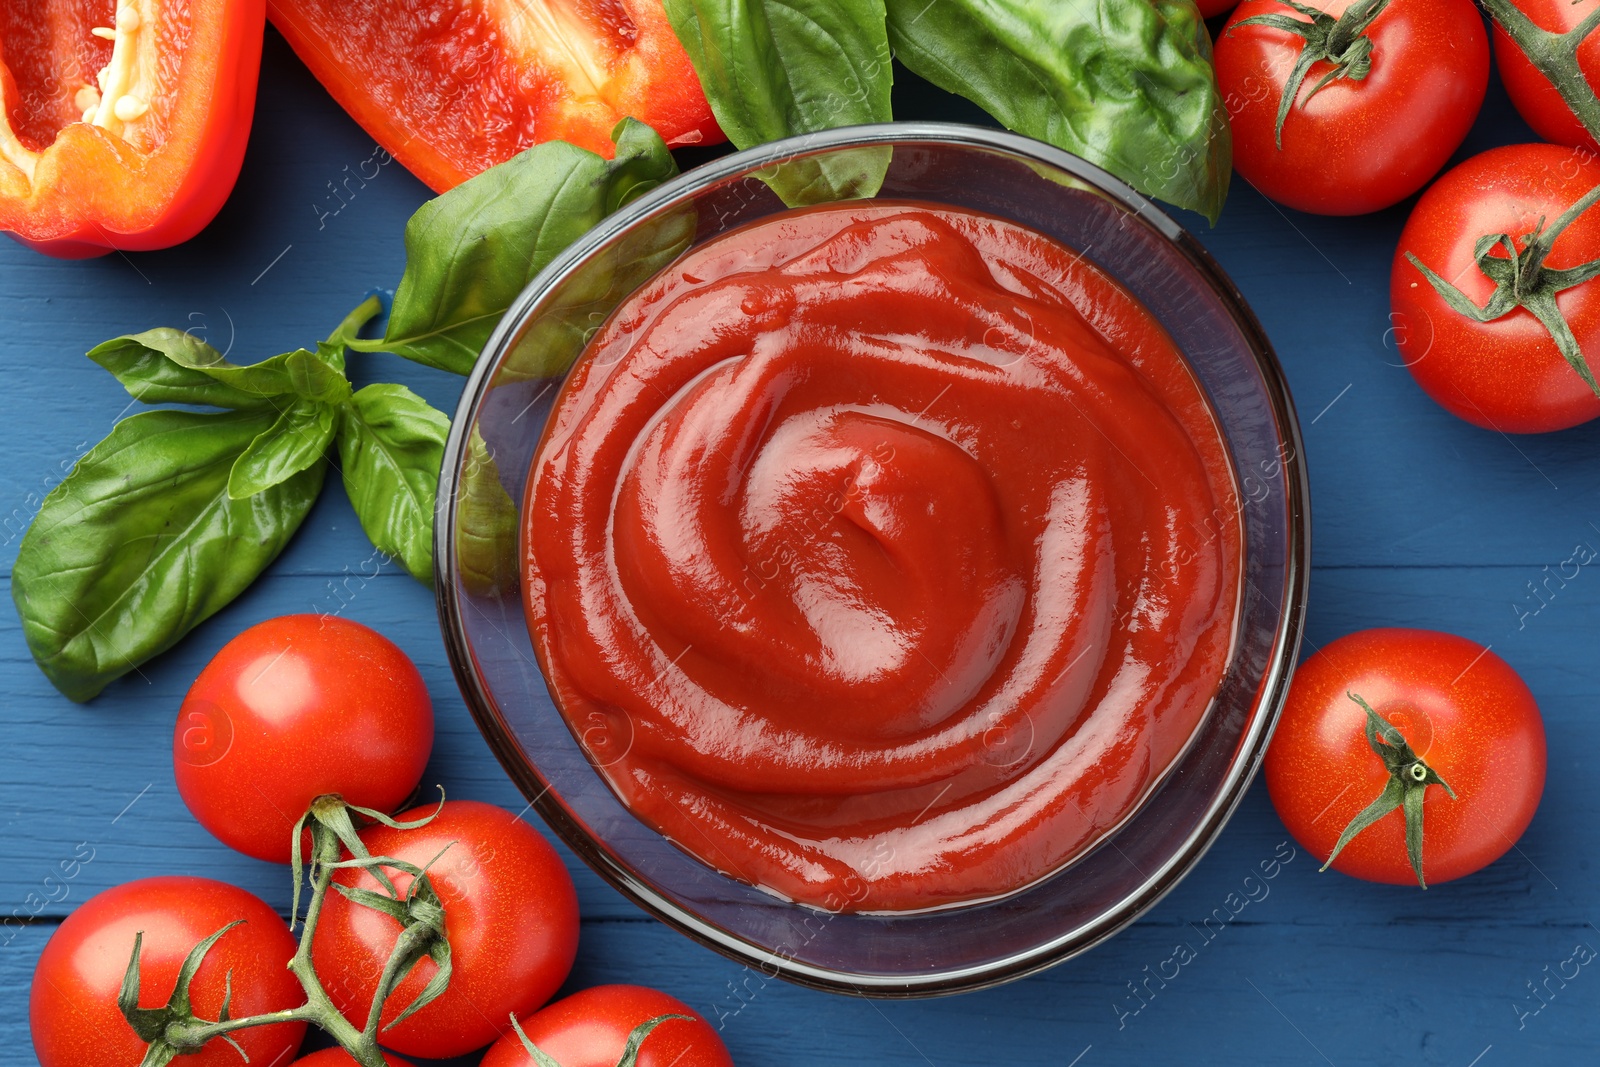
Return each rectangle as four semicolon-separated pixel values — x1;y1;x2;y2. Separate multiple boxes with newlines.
266;0;723;193
0;0;266;258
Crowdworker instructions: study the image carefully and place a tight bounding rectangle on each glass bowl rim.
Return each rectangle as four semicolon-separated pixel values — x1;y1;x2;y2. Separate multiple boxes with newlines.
434;120;1312;996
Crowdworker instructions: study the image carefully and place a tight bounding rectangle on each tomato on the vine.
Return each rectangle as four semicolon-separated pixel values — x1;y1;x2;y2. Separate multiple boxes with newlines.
1215;0;1488;215
311;800;580;1058
1265;629;1546;887
481;985;735;1067
1493;0;1600;149
173;614;434;863
30;877;305;1067
1391;143;1600;432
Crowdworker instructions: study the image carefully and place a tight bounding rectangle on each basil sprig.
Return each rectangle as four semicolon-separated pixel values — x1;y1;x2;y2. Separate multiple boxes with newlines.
15;122;685;703
884;0;1231;222
662;0;894;204
12;300;451;702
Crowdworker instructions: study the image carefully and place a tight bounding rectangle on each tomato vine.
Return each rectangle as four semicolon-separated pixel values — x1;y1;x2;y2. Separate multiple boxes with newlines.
118;796;449;1067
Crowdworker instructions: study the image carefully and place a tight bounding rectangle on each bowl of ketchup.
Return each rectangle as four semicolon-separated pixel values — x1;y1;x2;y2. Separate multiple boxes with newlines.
436;123;1310;996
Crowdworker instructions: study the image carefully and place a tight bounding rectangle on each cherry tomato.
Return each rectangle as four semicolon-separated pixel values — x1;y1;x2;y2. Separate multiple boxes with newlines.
173;615;434;863
1215;0;1488;214
311;800;579;1058
30;877;305;1067
481;985;734;1067
1494;0;1600;149
1265;629;1546;886
1391;143;1600;432
292;1050;413;1066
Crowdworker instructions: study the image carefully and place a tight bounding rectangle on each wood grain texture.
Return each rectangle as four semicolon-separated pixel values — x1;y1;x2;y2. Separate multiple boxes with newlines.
2;22;1598;1067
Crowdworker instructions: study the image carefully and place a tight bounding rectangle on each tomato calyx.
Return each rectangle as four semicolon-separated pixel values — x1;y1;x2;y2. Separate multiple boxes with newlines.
1231;0;1395;148
116;791;456;1067
1321;693;1458;889
117;922;254;1067
1483;0;1600;145
1406;182;1600;399
508;1010;697;1067
289;792;444;930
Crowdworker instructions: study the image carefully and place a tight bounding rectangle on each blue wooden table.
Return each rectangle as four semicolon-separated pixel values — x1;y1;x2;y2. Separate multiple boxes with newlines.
4;27;1599;1067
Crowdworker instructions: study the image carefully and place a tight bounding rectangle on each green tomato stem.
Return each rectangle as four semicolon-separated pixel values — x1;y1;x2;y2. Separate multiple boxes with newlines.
1319;693;1458;889
1405;181;1600;398
287;824;385;1062
123;798;448;1067
1231;0;1395;149
1481;0;1600;143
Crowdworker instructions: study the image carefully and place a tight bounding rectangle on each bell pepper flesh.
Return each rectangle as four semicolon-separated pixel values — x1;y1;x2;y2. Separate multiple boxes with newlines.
266;0;723;193
0;0;266;258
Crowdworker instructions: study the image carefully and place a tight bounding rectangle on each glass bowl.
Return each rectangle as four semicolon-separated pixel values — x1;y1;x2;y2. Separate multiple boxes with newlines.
434;123;1310;997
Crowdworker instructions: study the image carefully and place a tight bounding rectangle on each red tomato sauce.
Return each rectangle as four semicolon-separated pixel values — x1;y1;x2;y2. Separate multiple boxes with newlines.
523;203;1243;912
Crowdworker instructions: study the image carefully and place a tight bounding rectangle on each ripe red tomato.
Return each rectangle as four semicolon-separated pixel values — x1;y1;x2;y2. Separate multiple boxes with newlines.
173;614;434;863
1265;629;1546;886
30;877;305;1067
311;800;580;1058
292;1050;413;1066
1197;0;1240;15
1494;0;1600;149
1215;0;1488;214
481;985;734;1067
1391;143;1600;432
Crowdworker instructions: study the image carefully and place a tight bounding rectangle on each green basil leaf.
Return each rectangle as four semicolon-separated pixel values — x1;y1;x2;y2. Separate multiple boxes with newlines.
12;409;324;702
663;0;893;204
337;384;450;582
88;333;276;410
227;399;338;499
456;427;519;598
372;119;679;376
884;0;1232;223
88;330;353;408
116;327;299;395
284;349;353;406
500;200;697;384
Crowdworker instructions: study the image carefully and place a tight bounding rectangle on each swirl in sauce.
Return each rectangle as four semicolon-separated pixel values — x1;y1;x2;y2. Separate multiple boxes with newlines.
524;203;1242;912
